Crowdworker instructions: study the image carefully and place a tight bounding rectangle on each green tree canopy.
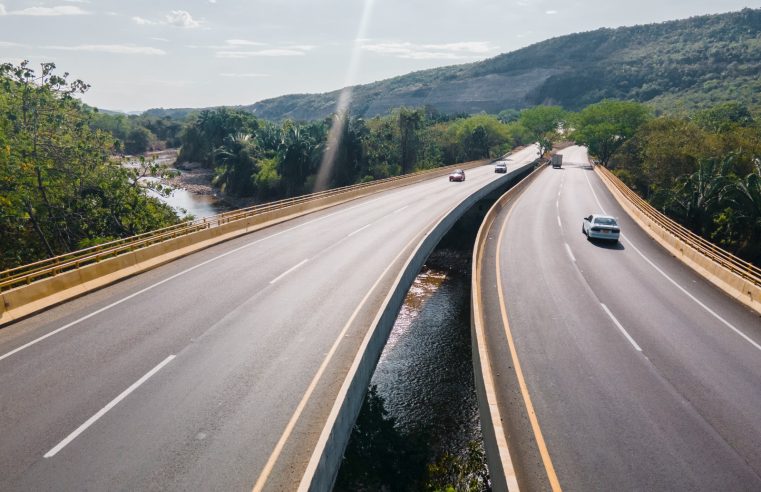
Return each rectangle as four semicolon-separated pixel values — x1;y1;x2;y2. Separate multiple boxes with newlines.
571;99;651;166
0;61;179;269
518;105;567;156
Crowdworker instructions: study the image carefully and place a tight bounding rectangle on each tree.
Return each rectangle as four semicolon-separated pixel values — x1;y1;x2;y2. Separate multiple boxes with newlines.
124;126;155;155
278;121;320;196
518;105;567;156
665;156;731;235
693;102;754;133
0;61;179;269
571;100;651;166
213;133;258;196
398;107;423;173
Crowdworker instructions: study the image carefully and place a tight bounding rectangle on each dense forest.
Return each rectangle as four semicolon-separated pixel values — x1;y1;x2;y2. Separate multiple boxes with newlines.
601;102;761;264
172;105;552;199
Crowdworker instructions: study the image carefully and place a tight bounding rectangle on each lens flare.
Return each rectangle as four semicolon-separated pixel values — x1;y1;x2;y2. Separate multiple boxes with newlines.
313;0;375;192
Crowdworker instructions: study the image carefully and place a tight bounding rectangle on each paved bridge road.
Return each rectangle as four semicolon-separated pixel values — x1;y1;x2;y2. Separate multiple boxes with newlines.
479;146;761;490
0;145;539;491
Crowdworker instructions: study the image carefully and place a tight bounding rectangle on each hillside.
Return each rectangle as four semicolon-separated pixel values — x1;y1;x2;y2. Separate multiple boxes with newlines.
241;8;761;120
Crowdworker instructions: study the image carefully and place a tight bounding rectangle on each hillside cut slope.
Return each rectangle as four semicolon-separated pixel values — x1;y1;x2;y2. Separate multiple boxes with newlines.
244;8;761;120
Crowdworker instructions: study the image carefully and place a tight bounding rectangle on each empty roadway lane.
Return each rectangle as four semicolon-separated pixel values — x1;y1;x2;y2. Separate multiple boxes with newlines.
478;146;761;490
0;145;538;491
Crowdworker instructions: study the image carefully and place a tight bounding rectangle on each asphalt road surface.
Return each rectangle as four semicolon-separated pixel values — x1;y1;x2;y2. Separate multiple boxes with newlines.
479;146;761;490
0;145;539;491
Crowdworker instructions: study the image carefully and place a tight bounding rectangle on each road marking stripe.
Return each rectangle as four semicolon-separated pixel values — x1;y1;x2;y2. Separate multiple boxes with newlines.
557;216;562;228
252;232;421;492
601;304;642;352
584;170;761;353
564;243;575;262
347;224;372;237
394;205;409;213
270;259;309;285
0;195;396;363
496;197;562;491
622;235;761;352
44;355;175;458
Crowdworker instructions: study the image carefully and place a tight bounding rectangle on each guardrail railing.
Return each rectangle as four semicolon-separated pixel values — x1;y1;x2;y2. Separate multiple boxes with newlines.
598;165;761;288
0;159;487;292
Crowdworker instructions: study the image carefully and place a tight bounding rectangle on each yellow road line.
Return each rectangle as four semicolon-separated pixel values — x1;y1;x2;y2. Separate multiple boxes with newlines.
495;186;562;492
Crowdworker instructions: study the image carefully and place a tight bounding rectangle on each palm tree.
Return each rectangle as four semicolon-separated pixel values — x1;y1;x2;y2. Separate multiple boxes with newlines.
666;156;732;234
723;158;761;262
213;133;257;196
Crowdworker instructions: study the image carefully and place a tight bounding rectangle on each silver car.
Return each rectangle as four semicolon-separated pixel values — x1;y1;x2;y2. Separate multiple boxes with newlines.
494;162;507;173
582;214;620;242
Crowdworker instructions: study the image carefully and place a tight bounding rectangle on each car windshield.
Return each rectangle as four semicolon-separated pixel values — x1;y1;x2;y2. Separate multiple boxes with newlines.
594;217;618;226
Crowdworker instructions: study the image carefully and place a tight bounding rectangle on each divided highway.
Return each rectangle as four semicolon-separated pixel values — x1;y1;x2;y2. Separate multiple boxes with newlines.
0;146;538;491
478;146;761;490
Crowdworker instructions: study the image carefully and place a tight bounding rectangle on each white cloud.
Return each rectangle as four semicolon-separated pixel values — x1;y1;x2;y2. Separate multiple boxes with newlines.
288;44;316;52
0;41;23;47
151;37;170;42
132;10;202;28
220;73;270;78
165;10;200;28
46;44;167;55
361;40;497;60
225;39;267;47
132;16;155;25
213;40;314;58
216;48;306;58
4;5;90;16
546;10;558;14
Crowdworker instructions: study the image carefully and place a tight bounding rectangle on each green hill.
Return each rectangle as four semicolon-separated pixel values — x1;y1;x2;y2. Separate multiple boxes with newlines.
241;8;761;120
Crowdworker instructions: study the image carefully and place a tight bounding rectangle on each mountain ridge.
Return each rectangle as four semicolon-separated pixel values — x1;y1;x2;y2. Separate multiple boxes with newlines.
144;8;761;121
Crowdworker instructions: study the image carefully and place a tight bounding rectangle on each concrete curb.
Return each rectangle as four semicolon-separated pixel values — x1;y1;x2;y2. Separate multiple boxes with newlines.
0;159;489;327
594;166;761;316
299;159;539;491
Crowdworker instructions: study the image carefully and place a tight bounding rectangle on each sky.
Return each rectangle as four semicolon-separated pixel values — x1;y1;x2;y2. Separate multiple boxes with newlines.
1;0;760;112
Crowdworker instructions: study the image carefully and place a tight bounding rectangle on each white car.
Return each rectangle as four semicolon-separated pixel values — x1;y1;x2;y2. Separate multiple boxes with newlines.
582;214;620;242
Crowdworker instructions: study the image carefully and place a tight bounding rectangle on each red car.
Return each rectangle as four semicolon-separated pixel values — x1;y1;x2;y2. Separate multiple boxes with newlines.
449;169;466;182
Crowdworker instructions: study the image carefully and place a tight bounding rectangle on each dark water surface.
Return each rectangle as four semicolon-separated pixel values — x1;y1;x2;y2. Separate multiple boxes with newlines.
371;253;480;456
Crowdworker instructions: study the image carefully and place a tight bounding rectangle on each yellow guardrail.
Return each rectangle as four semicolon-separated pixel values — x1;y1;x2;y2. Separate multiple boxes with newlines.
596;165;761;313
0;159;487;294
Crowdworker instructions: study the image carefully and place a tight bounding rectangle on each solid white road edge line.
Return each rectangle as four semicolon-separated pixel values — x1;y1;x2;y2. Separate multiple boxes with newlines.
44;355;176;458
583;169;761;353
622;235;761;353
270;259;309;285
600;304;643;352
